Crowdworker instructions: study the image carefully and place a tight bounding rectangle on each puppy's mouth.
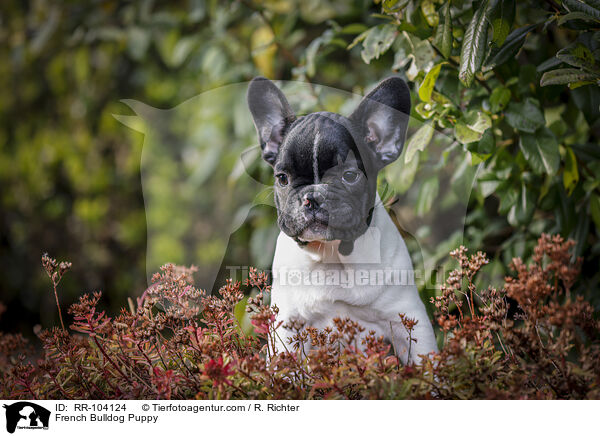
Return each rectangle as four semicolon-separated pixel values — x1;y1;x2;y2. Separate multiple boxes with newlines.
278;205;370;243
298;218;330;242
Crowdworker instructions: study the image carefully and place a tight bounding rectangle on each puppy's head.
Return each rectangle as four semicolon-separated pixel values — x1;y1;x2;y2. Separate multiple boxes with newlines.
247;77;411;253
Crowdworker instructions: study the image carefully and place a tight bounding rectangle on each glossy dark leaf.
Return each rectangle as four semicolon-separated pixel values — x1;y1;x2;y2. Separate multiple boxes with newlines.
563;0;600;21
536;56;563;73
519;127;560;175
485;24;536;69
558;11;600;25
505;98;545;133
556;43;599;72
433;2;453;59
507;182;535;226
489;0;515;47
571;85;600;124
459;0;493;87
540;68;599;86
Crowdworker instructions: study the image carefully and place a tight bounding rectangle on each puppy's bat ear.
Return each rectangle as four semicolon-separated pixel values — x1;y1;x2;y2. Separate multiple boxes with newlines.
247;77;296;166
350;77;411;169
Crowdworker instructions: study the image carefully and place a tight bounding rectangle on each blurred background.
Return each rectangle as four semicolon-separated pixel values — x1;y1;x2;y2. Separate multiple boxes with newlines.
1;0;599;338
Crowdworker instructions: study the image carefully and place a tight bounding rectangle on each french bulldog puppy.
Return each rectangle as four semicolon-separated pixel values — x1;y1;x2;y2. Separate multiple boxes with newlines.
247;77;437;364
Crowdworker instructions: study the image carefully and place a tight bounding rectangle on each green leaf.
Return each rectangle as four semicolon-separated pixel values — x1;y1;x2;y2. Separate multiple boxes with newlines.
127;27;151;61
537;56;563;73
570;207;589;258
433;2;453;58
459;0;493;87
540;68;599;86
250;226;279;268
571;84;600;124
563;0;600;21
383;0;410;13
467;128;495;163
418;63;445;102
485;24;536;69
385;149;419;193
359;24;398;64
414;102;436;119
391;32;414;70
558;11;600;25
498;184;518;214
489;86;511;113
454;111;492;144
421;0;439;27
305;30;335;77
339;23;369;35
519;127;560;175
590;194;600;230
348;30;368;50
416;176;439;216
478;173;502;198
489;0;515;47
505;98;545;133
405;122;434;163
394;33;436;80
233;297;249;331
556;43;598;72
569;80;596;88
507;182;535;226
563;146;579;195
157;32;197;68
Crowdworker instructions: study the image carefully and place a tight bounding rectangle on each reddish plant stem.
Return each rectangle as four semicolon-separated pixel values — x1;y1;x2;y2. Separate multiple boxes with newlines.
45;370;72;399
91;335;133;384
53;282;66;331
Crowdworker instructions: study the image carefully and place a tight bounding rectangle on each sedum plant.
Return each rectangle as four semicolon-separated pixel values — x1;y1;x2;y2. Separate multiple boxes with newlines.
0;235;598;400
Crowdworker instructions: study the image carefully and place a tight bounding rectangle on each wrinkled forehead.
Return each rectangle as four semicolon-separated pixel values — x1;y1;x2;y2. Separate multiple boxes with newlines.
274;112;369;178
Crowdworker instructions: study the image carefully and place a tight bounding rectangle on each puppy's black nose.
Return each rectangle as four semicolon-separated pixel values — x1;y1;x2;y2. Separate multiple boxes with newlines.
303;191;324;210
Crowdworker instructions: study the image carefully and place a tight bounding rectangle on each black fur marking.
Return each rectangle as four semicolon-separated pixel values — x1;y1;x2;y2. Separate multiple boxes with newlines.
293;237;309;247
338;240;354;256
247;77;412;246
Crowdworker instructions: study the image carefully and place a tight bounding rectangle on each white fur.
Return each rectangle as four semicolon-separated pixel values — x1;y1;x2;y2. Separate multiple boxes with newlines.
270;195;438;364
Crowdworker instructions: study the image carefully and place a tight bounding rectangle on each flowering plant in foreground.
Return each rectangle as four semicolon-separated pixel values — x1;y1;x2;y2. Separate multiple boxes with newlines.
0;234;598;399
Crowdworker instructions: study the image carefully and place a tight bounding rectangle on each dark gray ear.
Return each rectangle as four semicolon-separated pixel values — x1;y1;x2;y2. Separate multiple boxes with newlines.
350;77;411;169
247;77;296;166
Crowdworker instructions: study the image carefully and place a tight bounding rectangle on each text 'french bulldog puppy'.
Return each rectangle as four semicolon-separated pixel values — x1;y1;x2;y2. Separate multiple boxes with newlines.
247;77;438;364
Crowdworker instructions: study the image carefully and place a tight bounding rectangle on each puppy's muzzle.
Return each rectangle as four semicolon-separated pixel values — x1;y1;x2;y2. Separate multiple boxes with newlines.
302;191;328;225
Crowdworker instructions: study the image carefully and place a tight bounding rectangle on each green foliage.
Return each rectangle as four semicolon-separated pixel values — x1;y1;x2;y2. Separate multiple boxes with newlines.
343;0;600;306
459;0;493;87
1;0;600;339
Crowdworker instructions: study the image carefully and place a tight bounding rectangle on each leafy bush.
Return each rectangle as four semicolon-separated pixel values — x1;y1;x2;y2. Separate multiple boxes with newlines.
335;0;600;306
5;0;600;342
1;234;598;400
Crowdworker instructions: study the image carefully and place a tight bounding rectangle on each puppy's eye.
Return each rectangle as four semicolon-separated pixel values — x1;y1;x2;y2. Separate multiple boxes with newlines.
275;173;289;186
342;170;360;184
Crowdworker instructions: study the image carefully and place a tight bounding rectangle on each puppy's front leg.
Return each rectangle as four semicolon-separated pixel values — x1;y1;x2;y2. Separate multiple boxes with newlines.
387;311;438;365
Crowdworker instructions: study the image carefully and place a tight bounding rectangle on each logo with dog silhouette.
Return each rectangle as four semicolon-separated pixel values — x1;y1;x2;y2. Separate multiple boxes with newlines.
3;402;50;433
